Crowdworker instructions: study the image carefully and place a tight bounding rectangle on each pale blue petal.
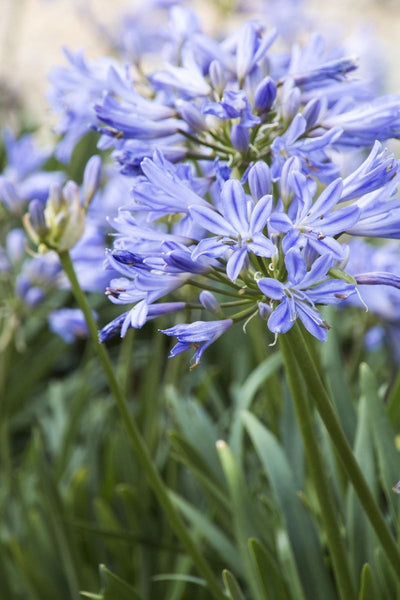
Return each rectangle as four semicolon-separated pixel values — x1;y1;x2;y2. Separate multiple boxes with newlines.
226;248;247;281
249;194;272;233
190;205;235;236
309;178;343;216
285;249;306;285
298;253;333;288
221;180;249;232
257;277;284;299
247;233;276;257
267;298;293;333
296;302;328;341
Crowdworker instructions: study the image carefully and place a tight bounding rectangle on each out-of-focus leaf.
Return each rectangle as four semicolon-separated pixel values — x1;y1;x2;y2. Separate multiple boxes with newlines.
374;547;399;600
81;564;145;600
248;538;290;600
358;564;379;600
360;363;400;517
321;312;356;444
242;411;336;600
222;569;246;600
217;440;266;600
346;395;377;580
229;353;282;459
170;490;243;575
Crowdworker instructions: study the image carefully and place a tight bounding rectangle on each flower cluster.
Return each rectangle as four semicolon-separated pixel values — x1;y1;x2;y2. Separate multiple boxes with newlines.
20;5;400;364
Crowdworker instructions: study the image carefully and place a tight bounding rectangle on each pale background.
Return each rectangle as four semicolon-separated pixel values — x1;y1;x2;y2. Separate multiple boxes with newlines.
1;0;400;134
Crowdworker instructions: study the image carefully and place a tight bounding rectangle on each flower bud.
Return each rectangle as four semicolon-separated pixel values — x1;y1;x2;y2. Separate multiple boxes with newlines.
231;124;249;154
177;100;206;133
199;290;221;315
0;178;24;215
209;60;226;96
248;161;271;199
24;180;86;253
6;229;26;266
281;79;301;121
254;76;277;114
83;155;102;208
47;181;85;252
24;199;48;244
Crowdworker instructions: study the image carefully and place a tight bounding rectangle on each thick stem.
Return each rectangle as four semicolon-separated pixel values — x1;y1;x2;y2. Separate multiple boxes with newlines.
58;251;225;600
285;322;400;575
280;335;356;600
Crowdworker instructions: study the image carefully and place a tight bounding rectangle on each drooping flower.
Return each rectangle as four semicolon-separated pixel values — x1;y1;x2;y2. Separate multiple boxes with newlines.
160;319;233;367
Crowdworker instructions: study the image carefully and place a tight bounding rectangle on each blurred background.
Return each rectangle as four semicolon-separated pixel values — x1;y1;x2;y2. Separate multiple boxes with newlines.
1;0;400;135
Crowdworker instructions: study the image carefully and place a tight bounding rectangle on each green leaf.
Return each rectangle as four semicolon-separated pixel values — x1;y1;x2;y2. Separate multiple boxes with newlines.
152;574;206;586
346;396;378;579
321;310;356;445
373;547;399;600
248;538;290;600
360;363;400;517
386;369;400;430
358;564;379;600
217;440;265;600
167;388;224;481
229;354;282;459
170;491;243;575
222;569;246;600
242;411;336;600
169;431;231;513
83;564;144;600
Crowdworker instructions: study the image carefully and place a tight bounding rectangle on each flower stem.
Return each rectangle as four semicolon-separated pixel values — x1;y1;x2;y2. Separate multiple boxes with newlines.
58;251;225;600
285;322;400;575
279;334;356;600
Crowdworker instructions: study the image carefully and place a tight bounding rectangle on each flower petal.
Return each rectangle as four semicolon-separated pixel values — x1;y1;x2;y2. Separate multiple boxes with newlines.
267;298;293;333
249;194;273;233
257;277;284;299
226;248;247;281
221;180;249;232
190;205;235;236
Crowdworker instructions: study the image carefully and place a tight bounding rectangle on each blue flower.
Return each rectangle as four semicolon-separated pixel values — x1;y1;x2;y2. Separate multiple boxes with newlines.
269;170;359;259
322;95;400;147
49;308;96;343
257;250;355;341
160;319;233;367
48;49;120;162
203;90;260;127
270;113;343;182
347;179;400;239
340;141;399;202
190;179;276;280
0;130;63;214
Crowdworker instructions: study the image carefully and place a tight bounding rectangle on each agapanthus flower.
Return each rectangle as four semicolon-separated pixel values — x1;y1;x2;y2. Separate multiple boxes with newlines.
42;3;400;365
257;251;355;341
0;130;63;214
48;308;95;343
159;319;233;368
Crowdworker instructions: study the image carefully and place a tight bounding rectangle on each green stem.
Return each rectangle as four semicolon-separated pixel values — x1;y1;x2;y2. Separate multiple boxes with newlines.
0;337;12;487
178;129;234;156
280;334;356;600
186;279;239;298
286;322;400;575
58;251;225;600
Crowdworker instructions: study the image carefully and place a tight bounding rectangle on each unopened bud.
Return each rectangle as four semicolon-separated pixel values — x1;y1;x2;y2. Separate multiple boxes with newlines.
209;60;226;96
178;101;206;133
248;161;271;199
231;124;249;154
83;155;101;208
24;199;48;245
254;76;276;114
199;290;221;315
